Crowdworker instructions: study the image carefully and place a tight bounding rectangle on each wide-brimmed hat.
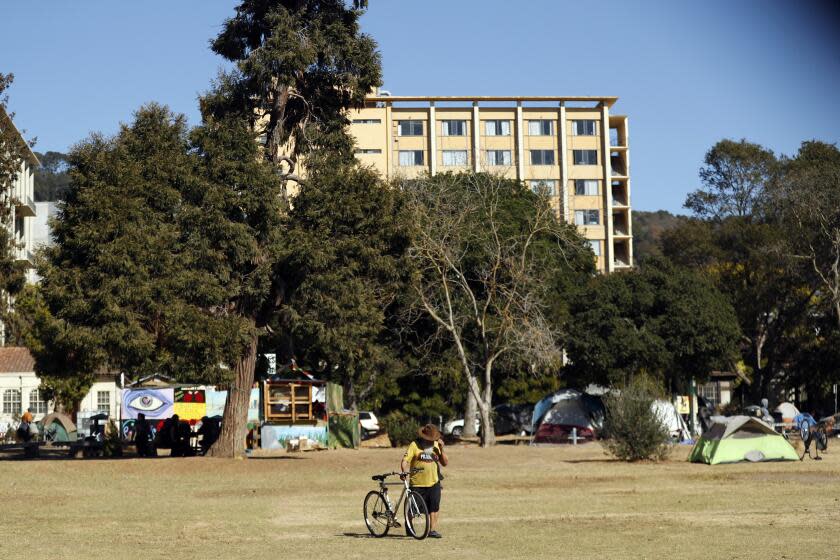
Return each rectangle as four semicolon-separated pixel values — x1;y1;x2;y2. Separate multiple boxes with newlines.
418;423;441;441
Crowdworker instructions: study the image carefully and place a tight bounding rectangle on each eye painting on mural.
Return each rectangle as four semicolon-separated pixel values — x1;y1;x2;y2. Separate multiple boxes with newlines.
121;388;174;420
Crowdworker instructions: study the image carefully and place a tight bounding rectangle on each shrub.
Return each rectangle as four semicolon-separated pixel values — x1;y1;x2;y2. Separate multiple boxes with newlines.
382;411;420;448
602;376;672;462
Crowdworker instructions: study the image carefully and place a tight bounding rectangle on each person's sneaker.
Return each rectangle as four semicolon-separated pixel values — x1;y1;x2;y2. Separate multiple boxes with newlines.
428;531;442;539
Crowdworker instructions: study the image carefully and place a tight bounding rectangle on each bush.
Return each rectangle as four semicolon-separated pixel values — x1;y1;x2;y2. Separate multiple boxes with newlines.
602;376;672;462
382;411;420;448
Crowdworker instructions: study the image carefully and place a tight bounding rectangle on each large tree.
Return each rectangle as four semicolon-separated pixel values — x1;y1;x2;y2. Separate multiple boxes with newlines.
564;257;741;393
199;0;382;457
278;161;411;410
403;172;592;446
664;139;816;401
773;141;840;328
34;105;251;404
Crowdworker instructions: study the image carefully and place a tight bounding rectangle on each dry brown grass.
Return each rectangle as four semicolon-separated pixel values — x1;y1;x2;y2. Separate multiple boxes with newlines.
2;442;839;559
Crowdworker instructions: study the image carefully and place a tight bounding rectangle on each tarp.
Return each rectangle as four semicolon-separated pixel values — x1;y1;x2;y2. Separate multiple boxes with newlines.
775;402;800;423
689;416;798;464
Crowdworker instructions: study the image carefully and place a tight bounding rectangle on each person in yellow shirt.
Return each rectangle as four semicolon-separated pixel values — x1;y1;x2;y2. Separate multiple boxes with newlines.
400;424;448;539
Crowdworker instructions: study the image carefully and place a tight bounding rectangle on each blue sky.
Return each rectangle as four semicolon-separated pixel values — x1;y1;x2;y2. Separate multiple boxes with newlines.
2;0;838;213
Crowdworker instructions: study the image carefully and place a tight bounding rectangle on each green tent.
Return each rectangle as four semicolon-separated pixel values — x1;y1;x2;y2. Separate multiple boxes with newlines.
689;416;799;464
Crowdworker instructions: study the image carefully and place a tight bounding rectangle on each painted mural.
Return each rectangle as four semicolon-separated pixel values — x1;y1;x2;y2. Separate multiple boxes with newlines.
260;424;328;450
204;388;261;421
174;388;206;423
121;388;174;420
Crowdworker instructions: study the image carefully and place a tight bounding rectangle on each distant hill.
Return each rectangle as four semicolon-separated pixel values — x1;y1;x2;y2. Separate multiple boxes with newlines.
33;151;70;201
633;210;685;263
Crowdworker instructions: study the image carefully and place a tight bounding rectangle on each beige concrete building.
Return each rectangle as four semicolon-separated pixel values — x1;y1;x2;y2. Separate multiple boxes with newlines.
347;94;633;272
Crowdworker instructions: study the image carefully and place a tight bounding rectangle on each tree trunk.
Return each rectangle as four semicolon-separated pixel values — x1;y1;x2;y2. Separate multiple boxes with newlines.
462;384;478;438
478;402;495;447
479;363;495;447
208;331;258;458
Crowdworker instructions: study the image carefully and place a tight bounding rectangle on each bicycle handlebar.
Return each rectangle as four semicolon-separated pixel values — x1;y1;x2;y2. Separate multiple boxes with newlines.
371;468;422;481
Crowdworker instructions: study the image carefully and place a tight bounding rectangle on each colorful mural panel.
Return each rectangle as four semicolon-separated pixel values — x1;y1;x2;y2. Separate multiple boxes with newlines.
260;425;328;450
174;388;206;422
202;387;261;422
121;388;174;420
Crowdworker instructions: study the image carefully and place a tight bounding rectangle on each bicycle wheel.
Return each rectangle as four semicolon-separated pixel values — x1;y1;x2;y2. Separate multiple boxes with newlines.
404;491;430;540
363;491;390;538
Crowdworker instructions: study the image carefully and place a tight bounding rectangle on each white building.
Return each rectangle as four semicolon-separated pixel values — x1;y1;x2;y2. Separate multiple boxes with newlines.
0;346;119;438
1;106;37;286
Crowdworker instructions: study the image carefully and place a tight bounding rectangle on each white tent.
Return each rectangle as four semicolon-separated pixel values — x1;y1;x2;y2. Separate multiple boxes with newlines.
652;400;690;441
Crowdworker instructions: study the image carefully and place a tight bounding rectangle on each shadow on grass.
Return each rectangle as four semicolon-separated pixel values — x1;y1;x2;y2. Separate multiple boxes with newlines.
340;532;412;539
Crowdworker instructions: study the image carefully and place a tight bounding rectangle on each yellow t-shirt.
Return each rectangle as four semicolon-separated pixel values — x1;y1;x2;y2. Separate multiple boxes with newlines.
404;440;441;487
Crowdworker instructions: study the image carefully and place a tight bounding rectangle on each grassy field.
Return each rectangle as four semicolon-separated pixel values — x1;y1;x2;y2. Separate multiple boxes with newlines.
2;442;839;559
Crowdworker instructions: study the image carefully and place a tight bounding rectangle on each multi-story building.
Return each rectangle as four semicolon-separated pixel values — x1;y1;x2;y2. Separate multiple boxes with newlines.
0;107;37;327
348;94;633;272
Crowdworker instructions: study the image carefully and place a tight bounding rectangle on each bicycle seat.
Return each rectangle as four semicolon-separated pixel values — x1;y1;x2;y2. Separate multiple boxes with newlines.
371;474;387;481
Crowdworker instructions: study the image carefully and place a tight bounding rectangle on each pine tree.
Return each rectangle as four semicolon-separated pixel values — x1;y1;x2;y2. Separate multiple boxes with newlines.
198;0;382;456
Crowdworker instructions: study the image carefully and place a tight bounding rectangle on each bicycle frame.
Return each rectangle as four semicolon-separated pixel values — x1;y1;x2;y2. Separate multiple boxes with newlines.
377;476;412;518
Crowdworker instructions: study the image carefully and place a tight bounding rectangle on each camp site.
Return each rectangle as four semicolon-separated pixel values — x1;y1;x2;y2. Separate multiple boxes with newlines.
3;0;840;558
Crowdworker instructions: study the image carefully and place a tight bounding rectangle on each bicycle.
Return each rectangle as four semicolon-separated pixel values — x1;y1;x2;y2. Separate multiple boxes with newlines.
363;468;430;540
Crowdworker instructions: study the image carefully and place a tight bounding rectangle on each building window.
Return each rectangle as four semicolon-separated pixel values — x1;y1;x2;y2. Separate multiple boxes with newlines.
354;149;382;154
530;180;556;196
574;209;600;226
2;389;21;414
352;119;382;124
29;389;47;415
573;120;597;136
97;391;111;415
442;150;468;166
589;240;601;256
440;120;466;136
698;382;720;407
399;150;425;166
573;150;598;165
486;150;511;166
484;120;511;136
575;179;599;196
527;120;554;136
398;120;423;136
530;149;555;166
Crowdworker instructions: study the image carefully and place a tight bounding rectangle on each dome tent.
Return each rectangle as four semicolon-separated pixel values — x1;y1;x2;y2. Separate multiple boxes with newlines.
689;416;798;464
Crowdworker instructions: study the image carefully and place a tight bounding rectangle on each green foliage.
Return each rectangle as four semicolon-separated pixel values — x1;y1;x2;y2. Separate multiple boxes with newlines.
33;151;70;201
685;139;778;220
35;105;252;387
602;375;672;462
631;210;684;264
279;161;411;409
381;410;420;448
565;257;741;390
204;0;382;169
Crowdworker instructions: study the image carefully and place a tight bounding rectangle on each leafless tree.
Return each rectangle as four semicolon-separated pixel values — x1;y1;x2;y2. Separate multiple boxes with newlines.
402;173;571;447
776;146;840;327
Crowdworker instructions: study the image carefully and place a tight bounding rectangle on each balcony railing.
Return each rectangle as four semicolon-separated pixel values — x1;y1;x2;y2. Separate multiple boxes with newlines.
14;195;36;218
